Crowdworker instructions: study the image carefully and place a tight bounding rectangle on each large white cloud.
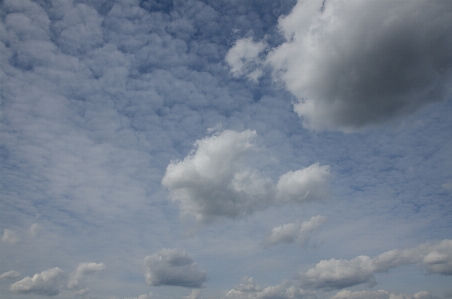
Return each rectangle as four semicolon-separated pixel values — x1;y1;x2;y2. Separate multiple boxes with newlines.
143;248;207;288
229;0;452;131
300;239;452;290
162;129;331;223
9;267;65;296
264;215;326;247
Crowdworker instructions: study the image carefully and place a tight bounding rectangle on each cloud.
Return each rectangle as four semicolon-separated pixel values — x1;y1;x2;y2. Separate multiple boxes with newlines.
2;229;19;244
230;0;452;131
226;277;312;299
29;223;40;237
225;37;266;82
300;239;452;290
331;290;440;299
110;293;153;299
162;129;331;223
9;267;65;296
67;262;106;289
143;248;207;288
0;270;21;279
264;215;326;247
185;289;202;299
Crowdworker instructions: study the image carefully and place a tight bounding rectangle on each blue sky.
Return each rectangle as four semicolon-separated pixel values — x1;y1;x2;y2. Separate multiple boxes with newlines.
0;0;451;298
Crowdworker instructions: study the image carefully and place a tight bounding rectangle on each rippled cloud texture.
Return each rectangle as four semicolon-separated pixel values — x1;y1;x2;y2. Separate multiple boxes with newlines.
1;0;451;298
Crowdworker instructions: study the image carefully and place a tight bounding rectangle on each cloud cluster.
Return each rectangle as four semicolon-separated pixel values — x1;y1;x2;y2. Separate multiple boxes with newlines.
226;277;312;299
9;267;65;296
300;239;452;290
225;37;266;82
143;248;207;288
8;262;105;296
227;0;452;131
162;130;331;223
264;215;326;247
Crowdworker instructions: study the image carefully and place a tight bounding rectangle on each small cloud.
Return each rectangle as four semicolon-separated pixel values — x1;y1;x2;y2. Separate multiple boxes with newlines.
225;37;266;82
2;229;19;244
0;270;21;279
68;262;106;289
29;223;40;237
185;289;202;299
143;248;207;288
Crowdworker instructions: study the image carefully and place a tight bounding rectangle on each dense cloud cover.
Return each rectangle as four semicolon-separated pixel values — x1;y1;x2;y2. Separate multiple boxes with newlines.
0;0;451;298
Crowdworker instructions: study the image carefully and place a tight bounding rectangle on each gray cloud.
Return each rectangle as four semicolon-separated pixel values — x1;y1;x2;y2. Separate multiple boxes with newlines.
144;248;207;288
300;239;452;290
162;129;331;223
9;267;65;296
229;0;452;131
264;215;326;247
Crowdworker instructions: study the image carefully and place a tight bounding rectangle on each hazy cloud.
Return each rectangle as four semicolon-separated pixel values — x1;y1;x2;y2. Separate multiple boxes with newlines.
331;290;440;299
300;239;452;290
67;262;106;289
144;248;207;288
9;267;65;296
162;130;330;223
264;215;326;247
0;270;21;279
2;229;19;244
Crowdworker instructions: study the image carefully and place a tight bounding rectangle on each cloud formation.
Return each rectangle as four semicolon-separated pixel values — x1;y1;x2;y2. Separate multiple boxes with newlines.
228;0;452;131
331;290;439;299
143;248;207;288
264;215;326;247
9;267;65;296
226;277;312;299
67;262;106;289
162;130;331;223
0;270;20;279
2;229;19;244
226;37;266;82
300;239;452;290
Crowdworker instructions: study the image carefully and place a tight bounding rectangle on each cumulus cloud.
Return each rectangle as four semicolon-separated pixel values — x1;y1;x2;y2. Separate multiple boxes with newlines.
0;270;21;279
300;239;452;290
264;215;326;247
331;290;440;299
144;248;207;288
10;267;65;296
2;229;19;244
67;262;106;289
226;277;312;299
230;0;452;131
162;130;331;223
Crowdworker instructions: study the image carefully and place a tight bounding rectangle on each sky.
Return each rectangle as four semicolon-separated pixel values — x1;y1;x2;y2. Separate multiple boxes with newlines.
0;0;452;298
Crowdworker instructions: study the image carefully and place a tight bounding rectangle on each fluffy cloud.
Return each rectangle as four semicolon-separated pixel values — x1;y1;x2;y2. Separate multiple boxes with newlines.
67;262;106;289
264;215;326;247
2;229;19;244
331;290;439;299
226;277;312;299
9;267;65;296
300;239;452;290
230;0;452;131
0;270;20;279
162;130;330;223
225;37;266;82
143;248;207;288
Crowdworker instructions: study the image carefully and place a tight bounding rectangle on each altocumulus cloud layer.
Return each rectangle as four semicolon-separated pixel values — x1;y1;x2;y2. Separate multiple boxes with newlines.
1;0;452;298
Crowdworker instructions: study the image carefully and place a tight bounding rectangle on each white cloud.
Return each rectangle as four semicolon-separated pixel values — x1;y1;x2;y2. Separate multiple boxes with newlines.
0;270;21;279
225;37;266;82
110;294;153;299
331;290;440;299
2;229;19;244
162;130;331;223
226;277;312;299
185;289;202;299
67;262;106;289
144;248;207;288
9;267;65;296
29;223;40;237
300;239;452;290
264;215;326;247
